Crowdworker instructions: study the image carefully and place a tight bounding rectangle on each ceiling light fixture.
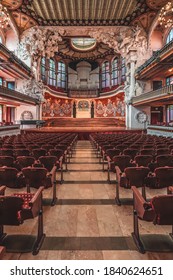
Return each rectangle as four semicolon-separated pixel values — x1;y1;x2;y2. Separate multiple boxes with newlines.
0;1;10;29
159;1;173;28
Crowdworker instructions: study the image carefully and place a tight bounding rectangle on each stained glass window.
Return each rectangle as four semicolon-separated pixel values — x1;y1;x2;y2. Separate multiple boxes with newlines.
41;57;46;82
112;58;119;86
121;57;126;83
166;29;173;44
48;59;56;86
102;61;110;88
57;61;66;89
71;38;96;51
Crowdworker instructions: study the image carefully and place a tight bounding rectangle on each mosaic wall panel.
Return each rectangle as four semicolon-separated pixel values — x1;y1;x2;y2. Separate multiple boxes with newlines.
42;93;72;118
95;93;125;118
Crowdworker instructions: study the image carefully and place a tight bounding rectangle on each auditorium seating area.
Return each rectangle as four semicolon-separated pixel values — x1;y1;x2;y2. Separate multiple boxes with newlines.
0;131;173;259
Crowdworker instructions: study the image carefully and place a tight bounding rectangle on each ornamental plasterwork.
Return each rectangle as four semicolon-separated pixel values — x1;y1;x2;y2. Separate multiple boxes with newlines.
22;78;44;102
135;111;148;124
89;26;150;67
20;26;65;80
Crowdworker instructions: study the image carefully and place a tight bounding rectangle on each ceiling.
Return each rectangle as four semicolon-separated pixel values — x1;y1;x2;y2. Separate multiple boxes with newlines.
2;0;168;32
56;37;116;61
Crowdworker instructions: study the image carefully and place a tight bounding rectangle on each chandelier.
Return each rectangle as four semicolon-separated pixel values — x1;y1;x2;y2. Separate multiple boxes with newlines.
158;1;173;28
0;2;10;29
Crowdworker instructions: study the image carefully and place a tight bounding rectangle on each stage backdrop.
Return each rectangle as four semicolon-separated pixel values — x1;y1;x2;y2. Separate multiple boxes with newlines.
42;92;125;119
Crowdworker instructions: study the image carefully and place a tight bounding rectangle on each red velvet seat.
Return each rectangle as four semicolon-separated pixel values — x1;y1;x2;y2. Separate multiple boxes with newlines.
0;167;24;188
132;186;173;254
154;167;173;192
156;155;173;167
123;148;138;160
134;155;153;167
0;149;13;157
14;149;30;157
22;167;57;206
49;149;64;170
32;149;47;159
41;144;54;153
108;155;136;182
16;156;36;169
0;186;45;255
140;149;155;156
0;156;14;167
156;148;170;156
39;155;63;183
115;166;150;205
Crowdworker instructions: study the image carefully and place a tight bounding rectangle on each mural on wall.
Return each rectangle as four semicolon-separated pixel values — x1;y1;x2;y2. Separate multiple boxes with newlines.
95;93;125;118
42;93;72;117
78;100;90;111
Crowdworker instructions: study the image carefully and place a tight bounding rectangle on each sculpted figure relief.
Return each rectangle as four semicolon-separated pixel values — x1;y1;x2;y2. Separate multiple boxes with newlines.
89;26;148;59
21;27;64;80
23;78;44;101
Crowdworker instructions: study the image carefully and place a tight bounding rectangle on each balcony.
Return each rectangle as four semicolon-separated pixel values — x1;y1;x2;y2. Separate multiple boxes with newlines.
135;39;173;79
132;84;173;106
0;43;31;75
0;85;39;105
69;89;98;98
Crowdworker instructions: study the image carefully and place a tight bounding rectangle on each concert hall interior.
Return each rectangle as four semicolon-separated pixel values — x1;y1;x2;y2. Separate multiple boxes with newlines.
1;0;173;260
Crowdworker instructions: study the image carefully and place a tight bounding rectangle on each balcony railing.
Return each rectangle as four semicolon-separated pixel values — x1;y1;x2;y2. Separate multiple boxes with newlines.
69;89;98;98
0;85;39;104
0;43;31;74
135;39;173;75
132;84;173;104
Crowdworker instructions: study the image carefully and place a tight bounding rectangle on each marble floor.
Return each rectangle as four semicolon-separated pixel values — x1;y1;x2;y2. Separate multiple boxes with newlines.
2;140;173;260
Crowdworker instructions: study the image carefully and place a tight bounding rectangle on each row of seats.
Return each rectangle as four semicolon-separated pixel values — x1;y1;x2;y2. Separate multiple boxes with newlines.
90;132;173;253
0;132;78;255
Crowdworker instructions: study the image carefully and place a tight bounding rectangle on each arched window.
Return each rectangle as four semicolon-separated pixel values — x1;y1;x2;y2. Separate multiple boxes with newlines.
112;58;119;86
121;57;126;83
48;59;56;86
57;61;66;88
41;57;46;82
166;29;173;44
102;61;110;88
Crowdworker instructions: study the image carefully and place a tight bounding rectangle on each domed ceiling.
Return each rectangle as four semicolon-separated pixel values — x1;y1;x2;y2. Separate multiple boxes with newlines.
2;0;169;33
56;37;116;61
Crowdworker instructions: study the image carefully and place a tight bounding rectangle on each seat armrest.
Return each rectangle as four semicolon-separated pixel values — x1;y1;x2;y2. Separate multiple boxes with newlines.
17;171;23;178
115;166;122;183
132;186;153;221
0;185;6;195
29;186;44;217
168;186;173;193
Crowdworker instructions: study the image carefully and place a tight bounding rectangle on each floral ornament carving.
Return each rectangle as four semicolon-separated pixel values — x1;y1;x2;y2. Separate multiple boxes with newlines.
20;27;65;80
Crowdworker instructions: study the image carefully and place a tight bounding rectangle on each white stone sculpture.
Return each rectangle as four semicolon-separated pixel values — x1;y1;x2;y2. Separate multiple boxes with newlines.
135;80;146;96
22;78;44;101
21;27;64;80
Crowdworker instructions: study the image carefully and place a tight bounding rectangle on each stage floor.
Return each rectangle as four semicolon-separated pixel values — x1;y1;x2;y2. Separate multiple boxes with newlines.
22;126;143;133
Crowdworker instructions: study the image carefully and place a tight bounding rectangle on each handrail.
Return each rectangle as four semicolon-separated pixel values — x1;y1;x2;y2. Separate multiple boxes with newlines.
0;43;31;73
132;84;173;104
69;89;98;98
0;85;39;104
135;39;173;74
